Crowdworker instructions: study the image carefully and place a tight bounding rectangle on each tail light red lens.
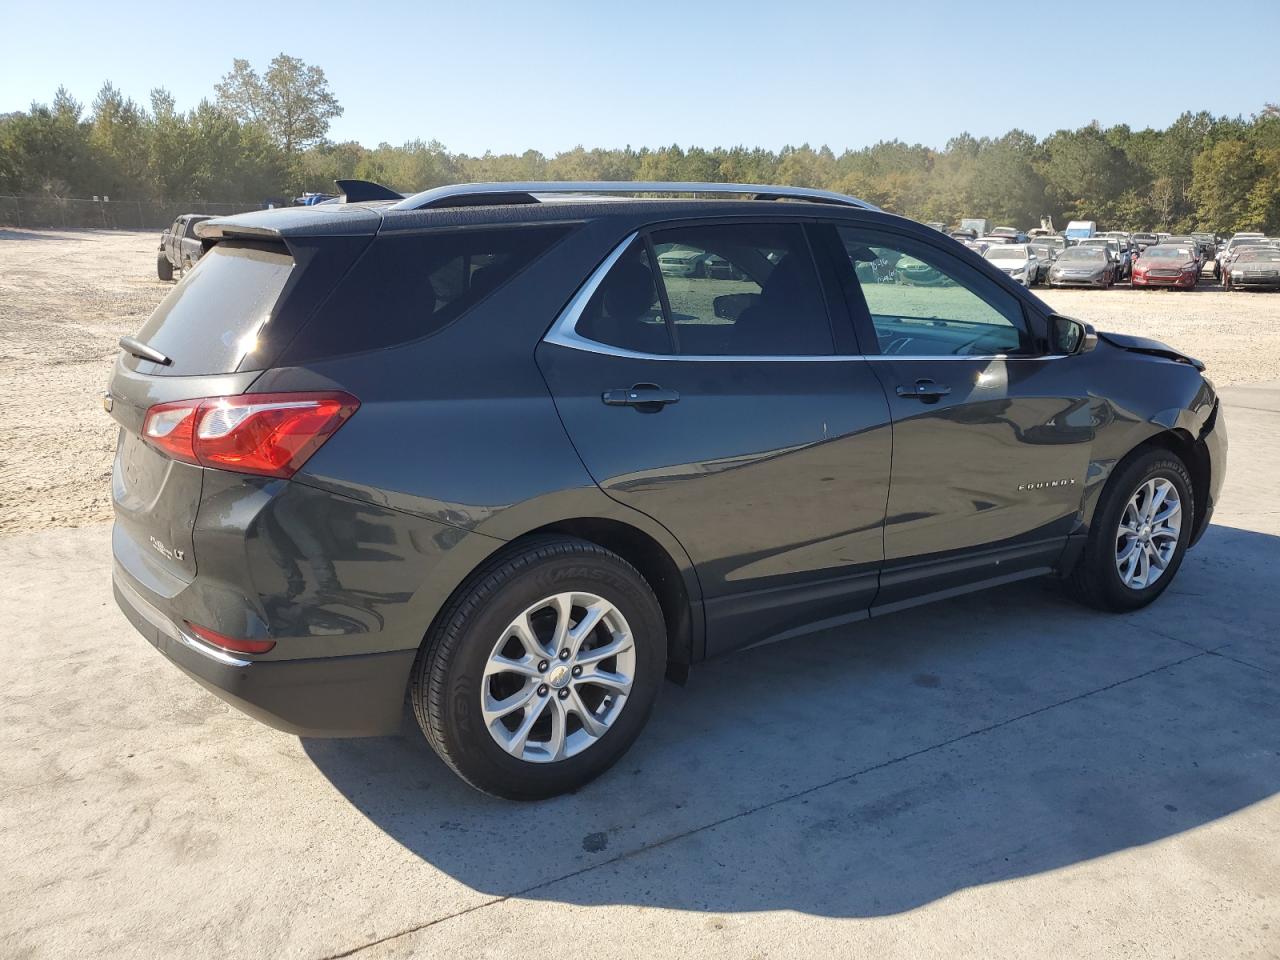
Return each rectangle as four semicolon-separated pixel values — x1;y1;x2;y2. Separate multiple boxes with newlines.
184;621;276;655
142;391;359;479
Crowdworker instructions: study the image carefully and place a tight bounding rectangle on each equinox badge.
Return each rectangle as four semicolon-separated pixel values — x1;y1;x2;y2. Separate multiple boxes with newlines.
1018;478;1078;491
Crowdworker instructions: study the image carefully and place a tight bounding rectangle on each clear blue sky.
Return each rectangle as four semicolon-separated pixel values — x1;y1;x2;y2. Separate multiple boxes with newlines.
2;0;1278;154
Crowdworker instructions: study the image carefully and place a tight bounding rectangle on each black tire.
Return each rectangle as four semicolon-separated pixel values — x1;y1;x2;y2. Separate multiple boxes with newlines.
410;536;666;800
156;255;173;281
1068;448;1195;612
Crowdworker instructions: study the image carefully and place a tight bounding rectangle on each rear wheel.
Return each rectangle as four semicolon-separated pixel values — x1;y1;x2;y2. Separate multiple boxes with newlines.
411;536;666;800
156;254;173;281
1068;449;1194;611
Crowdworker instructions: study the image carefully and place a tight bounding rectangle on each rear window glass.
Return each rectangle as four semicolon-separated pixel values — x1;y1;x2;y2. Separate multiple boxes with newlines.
294;226;570;358
132;242;293;376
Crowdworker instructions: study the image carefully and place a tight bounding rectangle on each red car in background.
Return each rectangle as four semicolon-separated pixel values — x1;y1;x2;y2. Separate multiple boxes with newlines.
1131;244;1199;289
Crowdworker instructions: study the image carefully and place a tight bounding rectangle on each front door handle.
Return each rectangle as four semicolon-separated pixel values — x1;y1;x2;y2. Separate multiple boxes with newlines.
602;383;681;411
896;379;951;402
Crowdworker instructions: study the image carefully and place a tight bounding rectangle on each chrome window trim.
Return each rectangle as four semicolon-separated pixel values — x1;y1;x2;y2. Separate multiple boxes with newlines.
542;233;1067;364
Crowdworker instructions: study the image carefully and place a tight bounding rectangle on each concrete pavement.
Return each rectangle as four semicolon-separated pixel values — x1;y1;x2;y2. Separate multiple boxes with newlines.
1;385;1277;959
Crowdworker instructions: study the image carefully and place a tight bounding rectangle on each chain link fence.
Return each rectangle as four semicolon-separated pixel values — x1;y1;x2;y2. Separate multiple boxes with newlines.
0;196;273;231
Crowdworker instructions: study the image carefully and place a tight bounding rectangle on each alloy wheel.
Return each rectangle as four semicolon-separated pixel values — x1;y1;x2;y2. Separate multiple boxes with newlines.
1115;477;1182;589
481;592;636;763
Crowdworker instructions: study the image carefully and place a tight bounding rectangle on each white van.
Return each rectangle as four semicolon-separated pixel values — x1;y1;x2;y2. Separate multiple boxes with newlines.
1065;221;1097;243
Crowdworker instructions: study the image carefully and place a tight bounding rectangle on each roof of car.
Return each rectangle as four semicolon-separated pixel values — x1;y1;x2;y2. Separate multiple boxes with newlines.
198;181;903;241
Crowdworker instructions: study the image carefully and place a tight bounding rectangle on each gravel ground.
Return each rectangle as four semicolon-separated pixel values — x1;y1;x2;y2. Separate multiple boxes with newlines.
1;227;1278;535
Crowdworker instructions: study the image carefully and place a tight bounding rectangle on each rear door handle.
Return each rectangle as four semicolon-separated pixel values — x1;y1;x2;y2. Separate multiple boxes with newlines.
896;379;951;402
602;383;680;411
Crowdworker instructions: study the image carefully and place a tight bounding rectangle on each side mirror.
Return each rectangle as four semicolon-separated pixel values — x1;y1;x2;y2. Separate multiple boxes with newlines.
1049;314;1097;355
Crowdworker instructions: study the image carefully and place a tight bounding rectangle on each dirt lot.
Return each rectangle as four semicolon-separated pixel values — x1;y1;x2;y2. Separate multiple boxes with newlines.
1;227;1278;535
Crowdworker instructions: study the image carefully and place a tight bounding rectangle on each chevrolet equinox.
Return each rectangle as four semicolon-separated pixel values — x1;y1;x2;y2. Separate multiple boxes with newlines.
109;181;1227;799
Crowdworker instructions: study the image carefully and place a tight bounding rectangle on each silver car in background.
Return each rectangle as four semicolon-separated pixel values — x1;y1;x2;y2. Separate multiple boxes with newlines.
983;243;1040;286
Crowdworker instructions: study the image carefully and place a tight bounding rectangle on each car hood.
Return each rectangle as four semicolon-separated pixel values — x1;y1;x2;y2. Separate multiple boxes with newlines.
1098;331;1205;370
990;258;1030;269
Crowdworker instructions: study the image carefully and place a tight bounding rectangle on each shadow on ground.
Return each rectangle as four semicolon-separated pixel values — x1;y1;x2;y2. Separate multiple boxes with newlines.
303;523;1279;917
0;228;93;242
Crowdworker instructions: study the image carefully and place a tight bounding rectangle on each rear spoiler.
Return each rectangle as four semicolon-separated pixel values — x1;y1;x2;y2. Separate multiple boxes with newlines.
194;220;282;242
335;179;403;202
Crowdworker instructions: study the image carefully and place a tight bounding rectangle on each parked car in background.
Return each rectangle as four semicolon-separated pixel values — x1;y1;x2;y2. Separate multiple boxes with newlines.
1028;240;1059;283
983;243;1040;286
107;179;1226;799
156;214;213;281
989;226;1029;243
1189;233;1219;277
1079;237;1130;278
1223;245;1280;291
656;245;710;277
1131;244;1199;289
960;217;991;236
1048;245;1116;287
1218;236;1278;274
1064;220;1097;243
1132;232;1159;250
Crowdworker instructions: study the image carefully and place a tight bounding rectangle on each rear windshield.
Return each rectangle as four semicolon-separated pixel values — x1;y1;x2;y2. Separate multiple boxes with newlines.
131;242;293;376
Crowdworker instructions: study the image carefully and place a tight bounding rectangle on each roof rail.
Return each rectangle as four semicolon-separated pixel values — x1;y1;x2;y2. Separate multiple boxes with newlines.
390;181;881;212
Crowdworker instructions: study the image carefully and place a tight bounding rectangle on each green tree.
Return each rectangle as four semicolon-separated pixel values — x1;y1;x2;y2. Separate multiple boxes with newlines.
89;82;151;198
1191;139;1264;231
215;54;342;162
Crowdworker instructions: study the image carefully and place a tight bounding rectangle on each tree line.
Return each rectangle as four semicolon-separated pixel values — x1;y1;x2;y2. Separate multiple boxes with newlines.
2;54;1278;233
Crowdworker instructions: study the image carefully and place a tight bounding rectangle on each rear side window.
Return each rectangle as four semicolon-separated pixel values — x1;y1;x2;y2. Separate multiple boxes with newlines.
574;222;834;357
295;226;571;358
649;222;833;356
132;242;294;376
576;241;672;355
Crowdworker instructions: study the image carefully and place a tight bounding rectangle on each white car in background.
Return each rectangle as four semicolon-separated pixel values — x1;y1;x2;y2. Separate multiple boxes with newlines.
983;243;1040;286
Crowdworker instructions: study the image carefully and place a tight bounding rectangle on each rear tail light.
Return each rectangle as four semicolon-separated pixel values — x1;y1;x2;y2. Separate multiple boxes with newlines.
142;391;359;478
184;621;276;655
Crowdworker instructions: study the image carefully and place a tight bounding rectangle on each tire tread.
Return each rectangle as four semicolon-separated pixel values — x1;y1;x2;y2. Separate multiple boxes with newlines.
1068;450;1194;611
409;535;656;797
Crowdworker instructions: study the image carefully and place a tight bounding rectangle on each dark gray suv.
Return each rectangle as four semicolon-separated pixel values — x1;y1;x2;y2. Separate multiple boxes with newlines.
109;181;1226;799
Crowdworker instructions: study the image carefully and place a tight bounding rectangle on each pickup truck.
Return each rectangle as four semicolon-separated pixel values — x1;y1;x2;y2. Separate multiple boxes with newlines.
156;214;213;281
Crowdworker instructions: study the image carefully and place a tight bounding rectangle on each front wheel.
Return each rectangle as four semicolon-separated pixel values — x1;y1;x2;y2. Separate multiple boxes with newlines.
156;254;173;281
1068;449;1194;611
411;536;667;800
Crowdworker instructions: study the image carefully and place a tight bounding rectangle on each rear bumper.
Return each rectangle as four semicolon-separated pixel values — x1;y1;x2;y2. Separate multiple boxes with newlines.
114;564;415;736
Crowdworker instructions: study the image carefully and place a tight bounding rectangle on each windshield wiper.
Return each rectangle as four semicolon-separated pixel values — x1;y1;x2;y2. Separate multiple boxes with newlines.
118;336;172;366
